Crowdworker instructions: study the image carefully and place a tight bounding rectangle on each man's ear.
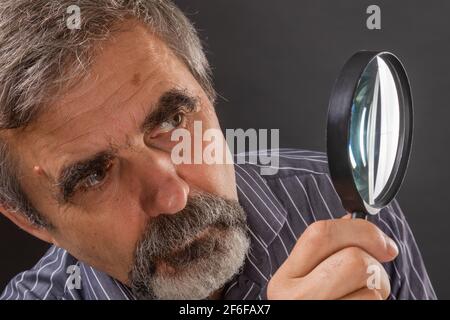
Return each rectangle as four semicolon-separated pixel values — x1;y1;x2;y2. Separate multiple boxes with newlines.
0;204;56;245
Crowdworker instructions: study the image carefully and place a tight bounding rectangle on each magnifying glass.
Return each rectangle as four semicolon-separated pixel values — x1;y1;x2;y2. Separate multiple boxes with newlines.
327;51;413;219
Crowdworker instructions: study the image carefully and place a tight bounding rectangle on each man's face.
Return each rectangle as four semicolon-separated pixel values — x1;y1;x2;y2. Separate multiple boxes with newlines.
5;21;249;299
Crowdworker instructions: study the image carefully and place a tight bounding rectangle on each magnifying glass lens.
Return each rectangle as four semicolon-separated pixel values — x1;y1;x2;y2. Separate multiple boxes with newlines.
349;56;402;206
327;51;412;216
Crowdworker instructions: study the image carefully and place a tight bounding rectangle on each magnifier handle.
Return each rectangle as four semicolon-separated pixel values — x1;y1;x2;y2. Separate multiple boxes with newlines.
351;212;368;220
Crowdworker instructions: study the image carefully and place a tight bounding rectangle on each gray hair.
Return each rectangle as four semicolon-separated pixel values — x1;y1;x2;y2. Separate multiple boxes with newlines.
130;192;249;299
0;0;215;227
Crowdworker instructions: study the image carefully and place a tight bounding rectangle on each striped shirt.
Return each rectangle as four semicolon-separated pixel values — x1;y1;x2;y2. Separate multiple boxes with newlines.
0;149;436;300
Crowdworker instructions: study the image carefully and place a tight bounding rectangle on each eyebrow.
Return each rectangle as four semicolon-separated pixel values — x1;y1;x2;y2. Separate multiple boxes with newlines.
54;88;198;204
139;88;198;132
55;149;117;203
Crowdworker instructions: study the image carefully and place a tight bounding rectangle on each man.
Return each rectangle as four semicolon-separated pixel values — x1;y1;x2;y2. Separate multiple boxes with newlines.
0;0;435;300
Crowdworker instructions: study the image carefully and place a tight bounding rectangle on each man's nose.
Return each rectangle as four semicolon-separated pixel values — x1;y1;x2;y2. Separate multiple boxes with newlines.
133;147;190;217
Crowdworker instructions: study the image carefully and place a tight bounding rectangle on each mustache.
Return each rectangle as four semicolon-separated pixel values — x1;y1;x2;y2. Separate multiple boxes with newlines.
129;191;249;300
132;192;247;268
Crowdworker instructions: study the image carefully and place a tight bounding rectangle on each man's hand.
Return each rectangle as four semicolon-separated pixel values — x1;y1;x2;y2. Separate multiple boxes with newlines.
267;216;399;300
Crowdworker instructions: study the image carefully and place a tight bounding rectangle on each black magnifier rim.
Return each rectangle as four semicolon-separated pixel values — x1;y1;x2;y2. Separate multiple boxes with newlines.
326;51;413;215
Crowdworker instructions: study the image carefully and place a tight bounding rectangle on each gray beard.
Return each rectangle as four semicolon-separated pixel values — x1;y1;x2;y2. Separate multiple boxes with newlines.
129;192;250;300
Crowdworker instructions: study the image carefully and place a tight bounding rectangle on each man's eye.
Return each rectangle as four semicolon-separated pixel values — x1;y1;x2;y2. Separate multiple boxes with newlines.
84;170;106;188
79;162;112;192
158;112;186;133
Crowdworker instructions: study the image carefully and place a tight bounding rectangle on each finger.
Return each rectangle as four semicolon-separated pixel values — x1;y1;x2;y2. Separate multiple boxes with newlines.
341;213;352;219
339;287;385;300
279;219;399;278
291;247;390;299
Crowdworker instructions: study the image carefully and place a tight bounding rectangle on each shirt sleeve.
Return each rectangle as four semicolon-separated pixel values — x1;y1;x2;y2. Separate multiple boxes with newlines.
371;199;437;300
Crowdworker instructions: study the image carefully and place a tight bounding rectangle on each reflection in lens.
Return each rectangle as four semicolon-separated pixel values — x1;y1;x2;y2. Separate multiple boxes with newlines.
348;56;401;206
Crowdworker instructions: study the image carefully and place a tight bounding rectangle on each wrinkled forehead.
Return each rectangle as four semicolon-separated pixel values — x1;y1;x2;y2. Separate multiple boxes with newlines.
3;22;194;180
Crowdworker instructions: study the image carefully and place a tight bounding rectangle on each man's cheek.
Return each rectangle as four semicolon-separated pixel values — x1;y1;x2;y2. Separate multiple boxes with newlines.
55;214;138;282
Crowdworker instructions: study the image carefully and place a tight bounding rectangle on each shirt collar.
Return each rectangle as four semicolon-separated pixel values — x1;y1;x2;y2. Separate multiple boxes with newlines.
235;163;288;247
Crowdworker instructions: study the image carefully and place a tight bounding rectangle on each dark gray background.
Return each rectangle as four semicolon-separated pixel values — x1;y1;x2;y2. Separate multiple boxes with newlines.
1;0;449;298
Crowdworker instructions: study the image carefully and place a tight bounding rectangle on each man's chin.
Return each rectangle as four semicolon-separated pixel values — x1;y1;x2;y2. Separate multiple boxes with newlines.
155;226;227;275
134;226;250;300
129;192;250;300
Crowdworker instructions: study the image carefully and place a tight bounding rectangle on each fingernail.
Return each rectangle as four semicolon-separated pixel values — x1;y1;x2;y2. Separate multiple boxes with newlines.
386;236;399;256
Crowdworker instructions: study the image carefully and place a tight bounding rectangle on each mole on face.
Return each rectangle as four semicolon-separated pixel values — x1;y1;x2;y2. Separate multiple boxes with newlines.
131;73;141;87
33;165;47;178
